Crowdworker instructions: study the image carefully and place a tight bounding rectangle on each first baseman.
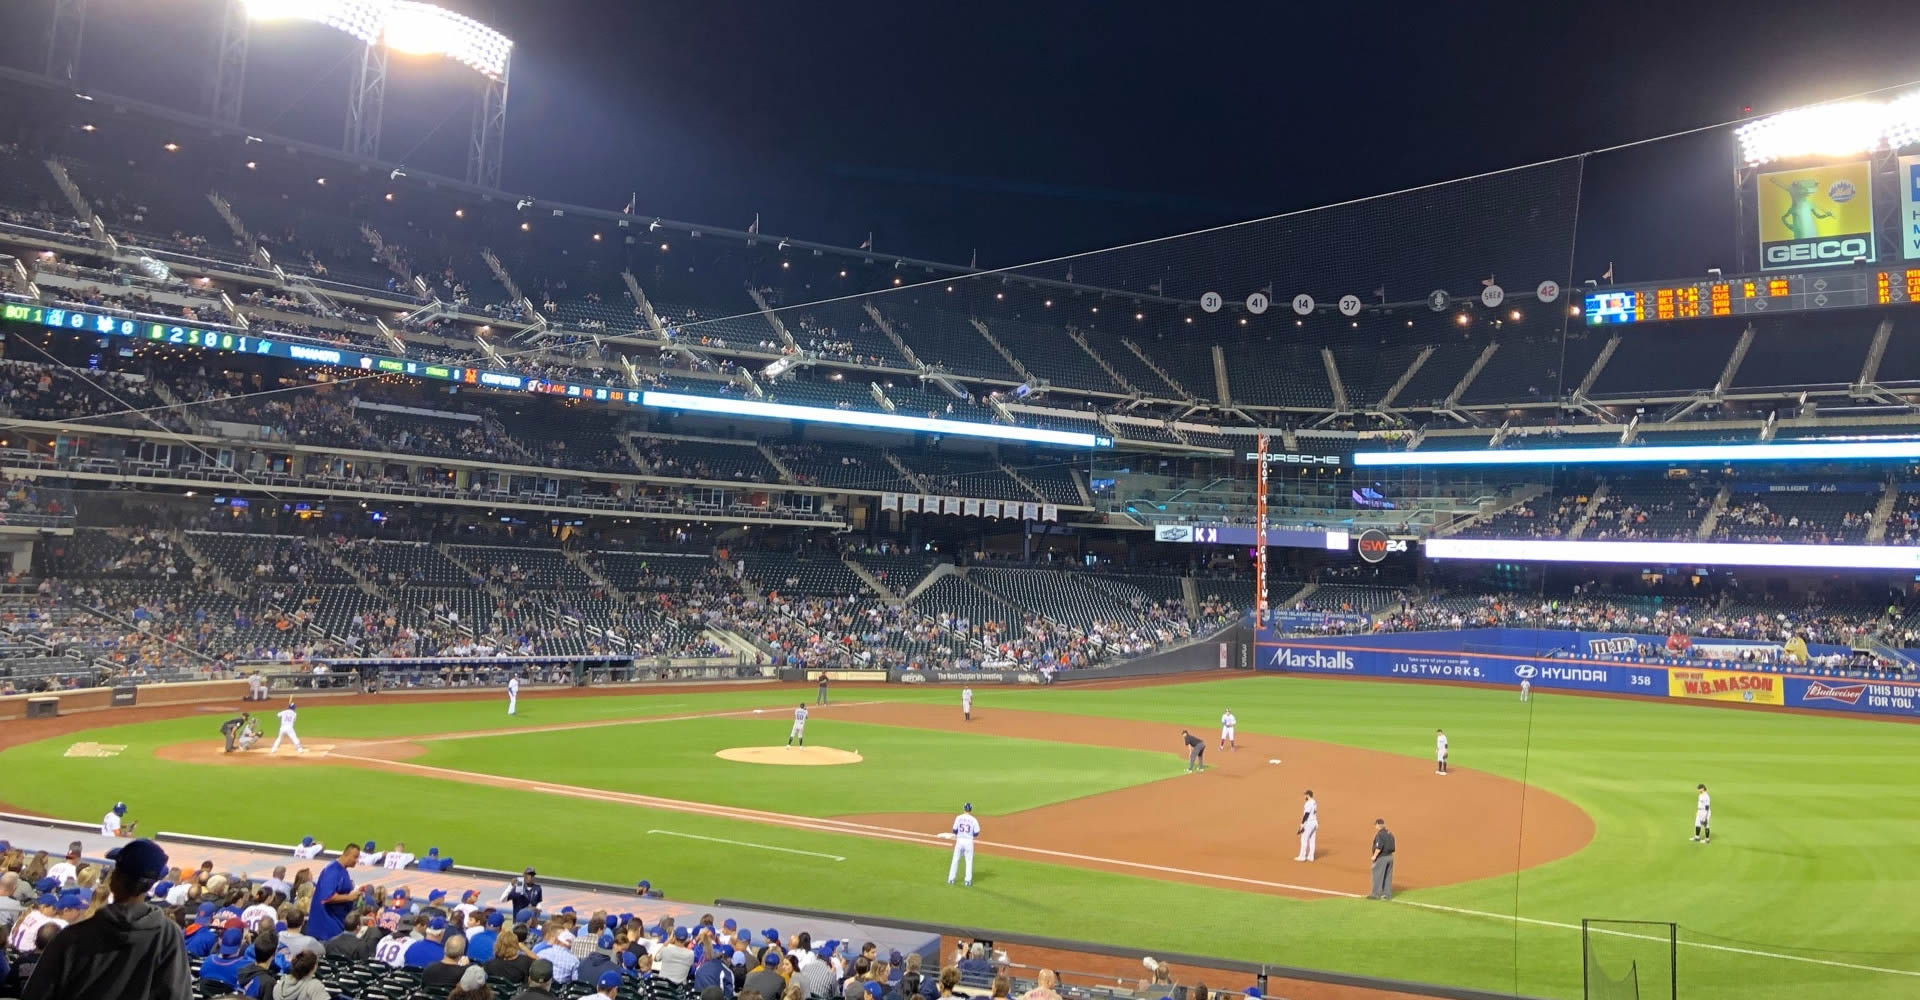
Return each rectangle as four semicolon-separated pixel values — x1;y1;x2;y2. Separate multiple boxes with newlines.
1295;790;1318;861
1692;784;1711;843
947;803;980;886
1435;729;1449;775
270;701;305;754
1220;709;1237;751
787;704;808;746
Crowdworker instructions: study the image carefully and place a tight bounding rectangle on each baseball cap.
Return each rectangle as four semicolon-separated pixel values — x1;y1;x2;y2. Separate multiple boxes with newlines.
219;927;245;955
889;949;903;967
1245;989;1263;999
963;803;972;812
528;958;555;983
820;939;839;958
33;877;57;893
113;802;127;815
486;912;505;928
428;917;448;931
300;836;314;846
764;953;780;967
35;893;57;907
196;902;217;919
673;926;689;941
57;893;85;911
865;984;886;999
514;907;536;925
427;847;440;856
561;906;576;915
150;881;173;898
363;841;377;852
622;951;640;970
599;971;624;989
599;932;615;949
722;918;737;932
761;927;779;942
427;889;447;903
523;867;537;876
392;888;409;900
637;879;651;889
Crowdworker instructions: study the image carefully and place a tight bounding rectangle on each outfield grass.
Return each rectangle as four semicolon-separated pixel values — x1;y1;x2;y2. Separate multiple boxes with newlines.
3;678;1915;1000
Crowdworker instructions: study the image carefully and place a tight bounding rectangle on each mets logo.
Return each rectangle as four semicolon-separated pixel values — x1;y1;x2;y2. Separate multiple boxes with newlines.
1803;681;1867;705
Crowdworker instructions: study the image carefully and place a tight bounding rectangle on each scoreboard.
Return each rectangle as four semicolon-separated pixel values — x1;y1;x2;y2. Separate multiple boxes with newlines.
1584;268;1920;326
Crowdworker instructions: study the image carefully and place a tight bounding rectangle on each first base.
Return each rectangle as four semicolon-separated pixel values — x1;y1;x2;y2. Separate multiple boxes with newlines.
1268;758;1282;764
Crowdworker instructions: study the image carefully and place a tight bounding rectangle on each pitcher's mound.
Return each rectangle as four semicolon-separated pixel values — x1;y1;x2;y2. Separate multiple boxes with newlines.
716;746;862;766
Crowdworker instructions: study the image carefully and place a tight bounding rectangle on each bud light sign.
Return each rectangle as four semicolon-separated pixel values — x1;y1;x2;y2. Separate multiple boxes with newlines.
1258;641;1665;694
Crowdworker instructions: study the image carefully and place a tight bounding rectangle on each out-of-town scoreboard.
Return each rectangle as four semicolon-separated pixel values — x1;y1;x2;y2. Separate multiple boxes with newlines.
1583;268;1920;325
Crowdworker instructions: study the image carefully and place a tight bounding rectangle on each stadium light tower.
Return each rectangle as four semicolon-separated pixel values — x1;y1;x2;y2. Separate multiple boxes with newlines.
235;0;514;187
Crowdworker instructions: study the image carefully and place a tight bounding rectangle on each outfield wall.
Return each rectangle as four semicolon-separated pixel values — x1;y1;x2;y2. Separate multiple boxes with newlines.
1251;629;1920;719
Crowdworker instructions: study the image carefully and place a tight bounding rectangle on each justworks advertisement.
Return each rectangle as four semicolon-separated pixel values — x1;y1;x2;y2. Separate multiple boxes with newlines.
1757;161;1874;270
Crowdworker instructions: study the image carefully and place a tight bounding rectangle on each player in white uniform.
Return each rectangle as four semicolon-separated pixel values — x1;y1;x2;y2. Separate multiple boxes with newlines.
383;841;416;870
1219;710;1237;751
962;687;973;721
786;704;808;747
946;803;980;886
507;675;519;716
1436;729;1449;775
101;801;128;837
270;701;306;754
1519;678;1531;701
1294;790;1318;861
1691;784;1712;843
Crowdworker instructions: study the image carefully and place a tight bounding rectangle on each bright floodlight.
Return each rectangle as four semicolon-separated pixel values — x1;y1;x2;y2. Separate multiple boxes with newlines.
1735;93;1920;166
243;0;511;80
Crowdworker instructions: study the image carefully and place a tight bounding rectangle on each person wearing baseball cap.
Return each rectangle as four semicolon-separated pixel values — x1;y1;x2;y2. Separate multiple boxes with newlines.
521;957;558;999
503;867;543;914
7;892;59;952
197;926;251;992
100;801;130;838
468;909;504;962
404;915;451;967
590;969;623;998
15;836;190;1000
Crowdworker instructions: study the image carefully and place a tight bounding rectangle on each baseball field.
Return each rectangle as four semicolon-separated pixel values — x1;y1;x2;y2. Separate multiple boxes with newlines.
2;674;1915;1000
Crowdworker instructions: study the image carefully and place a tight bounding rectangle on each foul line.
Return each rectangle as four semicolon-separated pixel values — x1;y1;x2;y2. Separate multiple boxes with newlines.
328;752;1918;981
645;829;845;861
343;702;882;748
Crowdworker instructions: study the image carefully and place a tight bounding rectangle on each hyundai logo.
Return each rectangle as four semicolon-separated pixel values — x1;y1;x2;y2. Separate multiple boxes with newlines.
1514;664;1537;679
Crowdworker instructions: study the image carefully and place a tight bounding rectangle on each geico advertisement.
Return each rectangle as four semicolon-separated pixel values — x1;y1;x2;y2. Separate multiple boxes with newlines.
1757;161;1875;270
1256;643;1664;694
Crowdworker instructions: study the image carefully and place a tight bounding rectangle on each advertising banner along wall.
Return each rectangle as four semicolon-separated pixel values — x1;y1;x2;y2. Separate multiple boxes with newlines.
1667;666;1786;706
1756;161;1875;270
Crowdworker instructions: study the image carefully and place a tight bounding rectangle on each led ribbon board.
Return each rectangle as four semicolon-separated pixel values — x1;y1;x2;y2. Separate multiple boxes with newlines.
1353;440;1920;467
1427;537;1920;571
640;392;1104;448
0;302;1107;449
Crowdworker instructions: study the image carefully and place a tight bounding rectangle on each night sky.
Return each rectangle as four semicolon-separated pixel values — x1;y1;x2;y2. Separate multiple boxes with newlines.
10;0;1920;284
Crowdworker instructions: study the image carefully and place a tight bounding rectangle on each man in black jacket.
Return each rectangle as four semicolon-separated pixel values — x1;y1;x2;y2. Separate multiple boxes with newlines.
21;838;191;1000
325;909;378;960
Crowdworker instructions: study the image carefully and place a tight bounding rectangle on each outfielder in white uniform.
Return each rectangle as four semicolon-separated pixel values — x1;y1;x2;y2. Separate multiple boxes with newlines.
1519;679;1531;701
1436;729;1449;775
962;687;973;721
270;702;305;754
1295;790;1318;861
1691;784;1712;843
1220;710;1237;751
507;675;519;716
787;704;808;747
946;803;980;886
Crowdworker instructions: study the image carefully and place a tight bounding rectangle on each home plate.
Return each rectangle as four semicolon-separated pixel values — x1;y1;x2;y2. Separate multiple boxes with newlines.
1268;758;1282;764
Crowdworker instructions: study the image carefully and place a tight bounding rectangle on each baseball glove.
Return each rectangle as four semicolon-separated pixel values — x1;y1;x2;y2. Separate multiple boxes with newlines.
1295;826;1303;834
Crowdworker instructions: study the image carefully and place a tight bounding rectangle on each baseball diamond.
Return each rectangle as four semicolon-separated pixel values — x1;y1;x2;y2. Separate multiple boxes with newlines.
0;675;1914;1000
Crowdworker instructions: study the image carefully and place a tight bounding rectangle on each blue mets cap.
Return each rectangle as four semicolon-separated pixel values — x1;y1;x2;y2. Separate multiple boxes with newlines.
428;917;448;931
673;926;689;941
722;918;737;931
363;841;377;852
35;893;57;907
1245;989;1262;999
427;889;446;901
486;912;505;928
300;836;314;846
219;927;246;954
514;907;536;924
600;971;623;988
865;984;886;999
762;927;780;942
